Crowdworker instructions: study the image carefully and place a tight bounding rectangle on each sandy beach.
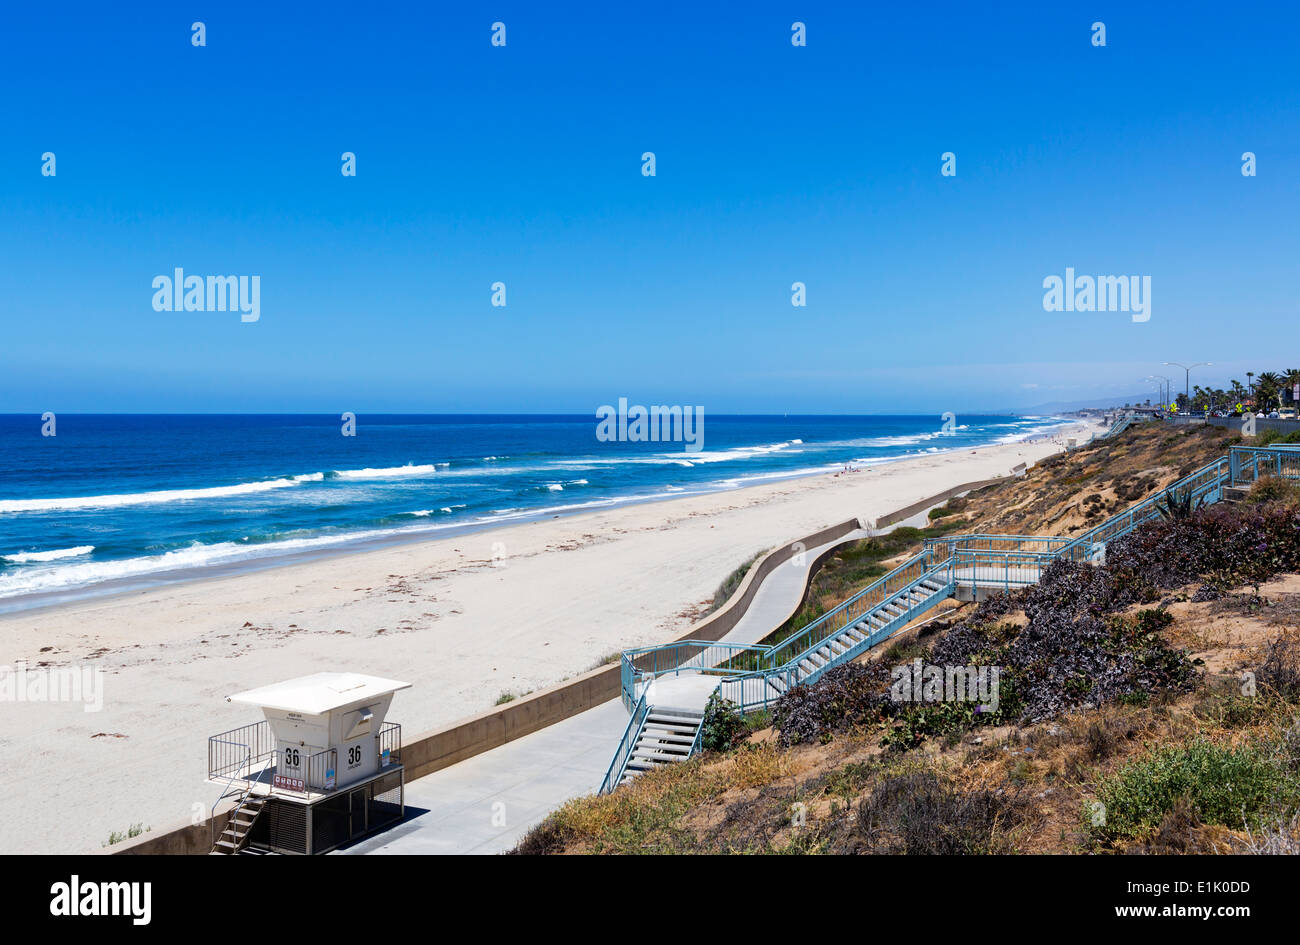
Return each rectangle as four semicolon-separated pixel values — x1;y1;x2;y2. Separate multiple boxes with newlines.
0;422;1090;853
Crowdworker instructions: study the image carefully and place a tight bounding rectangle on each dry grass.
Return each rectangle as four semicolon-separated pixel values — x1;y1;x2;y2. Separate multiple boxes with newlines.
515;584;1300;855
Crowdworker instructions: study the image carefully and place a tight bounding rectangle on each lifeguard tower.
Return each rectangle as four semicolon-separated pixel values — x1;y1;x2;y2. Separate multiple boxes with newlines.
206;672;410;855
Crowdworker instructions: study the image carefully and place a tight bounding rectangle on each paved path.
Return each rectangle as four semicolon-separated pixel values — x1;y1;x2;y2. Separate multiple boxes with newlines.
720;529;866;645
337;699;628;855
340;527;866;855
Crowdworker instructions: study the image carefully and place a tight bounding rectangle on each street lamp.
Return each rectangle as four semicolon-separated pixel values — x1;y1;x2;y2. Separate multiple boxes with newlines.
1164;362;1211;412
1148;374;1172;408
1141;377;1161;408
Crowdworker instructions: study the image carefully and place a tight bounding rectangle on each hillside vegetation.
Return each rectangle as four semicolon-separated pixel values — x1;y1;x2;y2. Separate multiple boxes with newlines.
514;423;1300;855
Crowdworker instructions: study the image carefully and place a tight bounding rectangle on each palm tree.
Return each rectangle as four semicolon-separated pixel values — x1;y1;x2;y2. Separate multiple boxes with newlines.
1257;371;1282;411
1283;368;1300;406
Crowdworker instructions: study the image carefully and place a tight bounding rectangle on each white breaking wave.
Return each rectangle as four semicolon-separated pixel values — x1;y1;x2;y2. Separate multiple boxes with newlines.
0;478;310;514
0;541;258;597
1;545;95;564
407;503;466;517
677;441;803;464
331;464;439;480
0;525;471;599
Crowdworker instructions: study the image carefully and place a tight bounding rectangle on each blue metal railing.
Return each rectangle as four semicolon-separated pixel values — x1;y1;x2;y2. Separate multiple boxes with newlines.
599;692;649;794
948;548;1054;594
1055;456;1229;563
924;534;1074;566
763;550;932;670
1105;416;1135;437
1229;445;1300;487
717;562;957;712
620;641;770;710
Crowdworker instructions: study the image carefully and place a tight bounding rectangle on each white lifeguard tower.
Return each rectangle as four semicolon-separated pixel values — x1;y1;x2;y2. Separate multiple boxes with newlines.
207;672;410;855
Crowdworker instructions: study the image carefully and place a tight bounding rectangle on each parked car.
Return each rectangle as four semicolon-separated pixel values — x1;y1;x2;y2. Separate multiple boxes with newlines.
1279;408;1298;420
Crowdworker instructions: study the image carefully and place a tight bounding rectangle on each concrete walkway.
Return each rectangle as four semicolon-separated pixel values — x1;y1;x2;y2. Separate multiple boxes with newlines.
720;528;866;646
337;699;629;855
340;527;866;855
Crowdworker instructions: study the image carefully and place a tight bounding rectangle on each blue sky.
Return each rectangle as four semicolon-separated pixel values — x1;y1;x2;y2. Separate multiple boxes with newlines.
1;1;1296;413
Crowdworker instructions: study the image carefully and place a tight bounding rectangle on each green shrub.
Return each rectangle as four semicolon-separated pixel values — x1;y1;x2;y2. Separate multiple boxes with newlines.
1255;429;1300;447
1245;475;1300;506
700;692;747;752
103;823;149;847
1090;738;1297;843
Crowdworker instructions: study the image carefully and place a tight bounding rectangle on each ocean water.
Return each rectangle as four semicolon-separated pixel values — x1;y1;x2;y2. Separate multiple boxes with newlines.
0;413;1073;610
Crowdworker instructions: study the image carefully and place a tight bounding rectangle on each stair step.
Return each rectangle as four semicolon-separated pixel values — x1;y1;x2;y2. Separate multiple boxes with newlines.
636;745;691;757
210;789;270;854
626;757;670;770
642;725;698;739
638;732;694;746
631;751;690;765
646;713;703;726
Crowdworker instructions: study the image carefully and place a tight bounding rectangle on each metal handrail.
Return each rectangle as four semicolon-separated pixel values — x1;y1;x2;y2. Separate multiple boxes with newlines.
599;692;649;794
949;548;1054;594
377;721;402;766
763;549;931;669
1229;445;1300;486
1056;456;1229;561
783;562;951;678
209;754;271;850
718;562;957;712
208;719;275;780
620;641;771;709
925;534;1074;566
924;533;1074;548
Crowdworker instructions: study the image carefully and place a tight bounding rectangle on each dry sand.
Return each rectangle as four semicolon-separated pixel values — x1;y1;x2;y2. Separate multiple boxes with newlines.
0;422;1091;852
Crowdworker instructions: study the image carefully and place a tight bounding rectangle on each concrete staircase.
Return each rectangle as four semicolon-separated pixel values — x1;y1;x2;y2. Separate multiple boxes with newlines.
619;708;703;786
764;576;950;699
603;569;954;792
